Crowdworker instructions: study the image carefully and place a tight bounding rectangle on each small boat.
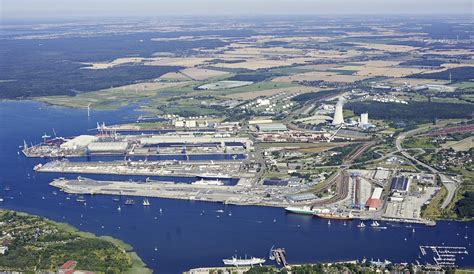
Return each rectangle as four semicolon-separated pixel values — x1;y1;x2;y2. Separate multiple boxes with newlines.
154;247;158;251
228;212;232;216
113;198;120;202
125;199;134;205
76;196;86;202
216;209;224;213
0;198;4;202
143;198;150;206
412;228;415;233
4;186;10;191
358;222;366;228
159;208;163;213
343;221;347;226
52;191;58;195
117;206;121;211
66;197;71;200
328;220;331;225
371;221;380;227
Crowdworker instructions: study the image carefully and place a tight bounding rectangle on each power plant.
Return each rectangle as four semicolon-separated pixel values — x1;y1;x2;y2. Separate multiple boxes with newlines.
332;101;344;125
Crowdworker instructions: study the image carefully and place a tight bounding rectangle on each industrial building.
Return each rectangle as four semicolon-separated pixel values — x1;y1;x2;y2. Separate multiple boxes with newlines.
87;142;129;154
248;118;273;125
256;123;288;132
365;187;383;211
286;193;317;203
390;176;410;193
139;135;252;149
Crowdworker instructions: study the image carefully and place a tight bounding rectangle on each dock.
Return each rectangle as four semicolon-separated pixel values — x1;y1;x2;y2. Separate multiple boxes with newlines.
272;248;288;267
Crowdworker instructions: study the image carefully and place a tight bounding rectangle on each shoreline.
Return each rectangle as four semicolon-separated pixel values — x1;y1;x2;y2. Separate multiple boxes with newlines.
0;209;152;273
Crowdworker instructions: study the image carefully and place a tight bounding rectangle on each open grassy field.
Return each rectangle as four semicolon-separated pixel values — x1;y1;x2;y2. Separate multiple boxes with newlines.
180;67;230;81
37;80;193;109
452;81;474;89
421;186;447;220
271;71;367;83
210;81;298;96
83;56;215;70
442;136;474;152
386;78;449;86
353;42;420;52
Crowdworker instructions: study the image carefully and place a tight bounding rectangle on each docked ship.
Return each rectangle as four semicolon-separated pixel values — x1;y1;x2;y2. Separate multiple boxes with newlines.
284;206;318;215
222;256;265;266
197;173;232;180
192;179;224;186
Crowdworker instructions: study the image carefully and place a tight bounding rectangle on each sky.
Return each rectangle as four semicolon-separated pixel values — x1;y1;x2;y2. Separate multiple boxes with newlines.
1;0;472;20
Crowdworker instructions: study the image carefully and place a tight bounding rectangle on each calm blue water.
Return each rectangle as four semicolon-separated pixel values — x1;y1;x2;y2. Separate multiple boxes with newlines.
0;101;473;273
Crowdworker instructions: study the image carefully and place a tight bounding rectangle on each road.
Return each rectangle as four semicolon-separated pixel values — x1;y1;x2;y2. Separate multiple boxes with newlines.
395;125;457;209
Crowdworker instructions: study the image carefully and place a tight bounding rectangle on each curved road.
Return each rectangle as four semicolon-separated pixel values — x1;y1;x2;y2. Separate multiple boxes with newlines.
395;126;457;209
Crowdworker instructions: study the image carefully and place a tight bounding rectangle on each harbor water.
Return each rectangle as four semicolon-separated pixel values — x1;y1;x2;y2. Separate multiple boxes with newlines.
0;101;472;272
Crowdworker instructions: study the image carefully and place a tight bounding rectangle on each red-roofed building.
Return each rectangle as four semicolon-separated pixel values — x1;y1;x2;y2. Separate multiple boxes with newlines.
60;261;77;270
365;198;382;211
58;260;94;274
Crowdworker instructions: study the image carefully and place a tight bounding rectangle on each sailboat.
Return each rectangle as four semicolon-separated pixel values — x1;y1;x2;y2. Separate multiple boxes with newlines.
143;198;150;206
358;222;366;228
371;221;380;227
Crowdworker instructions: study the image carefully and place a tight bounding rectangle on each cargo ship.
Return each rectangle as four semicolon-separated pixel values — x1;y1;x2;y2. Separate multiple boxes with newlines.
223;256;265;266
284;206;318;215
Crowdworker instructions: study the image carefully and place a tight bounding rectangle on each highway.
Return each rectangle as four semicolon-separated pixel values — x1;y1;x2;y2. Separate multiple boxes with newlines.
395;125;457;209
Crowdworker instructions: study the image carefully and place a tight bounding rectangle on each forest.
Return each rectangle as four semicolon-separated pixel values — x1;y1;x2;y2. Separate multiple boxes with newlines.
346;101;474;122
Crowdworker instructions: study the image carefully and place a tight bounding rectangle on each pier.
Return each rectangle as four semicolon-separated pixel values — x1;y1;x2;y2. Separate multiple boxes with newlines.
419;245;468;267
272;248;288;267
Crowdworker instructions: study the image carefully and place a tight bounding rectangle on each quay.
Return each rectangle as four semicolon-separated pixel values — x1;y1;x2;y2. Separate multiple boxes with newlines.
35;159;248;178
49;177;289;207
